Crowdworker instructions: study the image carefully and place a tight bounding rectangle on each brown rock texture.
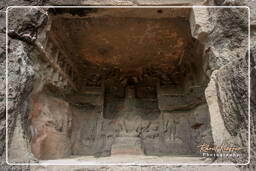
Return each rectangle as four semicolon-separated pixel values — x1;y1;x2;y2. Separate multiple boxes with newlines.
28;92;72;160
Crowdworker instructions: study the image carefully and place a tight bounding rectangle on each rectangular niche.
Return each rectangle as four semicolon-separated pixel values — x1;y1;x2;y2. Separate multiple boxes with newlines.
8;7;217;165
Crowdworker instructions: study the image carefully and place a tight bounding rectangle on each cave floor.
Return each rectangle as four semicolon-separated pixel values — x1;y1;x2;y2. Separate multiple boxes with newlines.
39;155;214;165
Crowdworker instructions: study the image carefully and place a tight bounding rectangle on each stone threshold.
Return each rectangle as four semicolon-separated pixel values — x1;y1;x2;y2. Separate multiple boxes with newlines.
39;155;214;165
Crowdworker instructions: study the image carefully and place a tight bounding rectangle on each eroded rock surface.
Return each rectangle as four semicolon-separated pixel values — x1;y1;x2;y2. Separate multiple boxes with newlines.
28;91;72;160
8;7;47;43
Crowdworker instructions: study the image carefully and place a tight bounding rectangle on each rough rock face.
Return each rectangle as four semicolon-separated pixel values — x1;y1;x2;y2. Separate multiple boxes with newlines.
4;0;206;6
203;8;248;74
0;1;255;171
249;45;256;170
28;91;72;160
205;55;248;163
0;11;6;165
8;7;47;43
0;11;32;171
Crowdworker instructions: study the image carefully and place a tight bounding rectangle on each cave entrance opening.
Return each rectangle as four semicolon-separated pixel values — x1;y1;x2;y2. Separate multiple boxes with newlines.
27;8;213;163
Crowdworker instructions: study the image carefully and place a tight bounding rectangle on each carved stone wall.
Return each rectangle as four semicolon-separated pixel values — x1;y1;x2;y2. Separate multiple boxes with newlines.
6;7;214;161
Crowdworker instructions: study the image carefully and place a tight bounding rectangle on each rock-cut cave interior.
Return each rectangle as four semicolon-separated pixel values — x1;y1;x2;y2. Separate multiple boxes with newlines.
26;8;214;162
